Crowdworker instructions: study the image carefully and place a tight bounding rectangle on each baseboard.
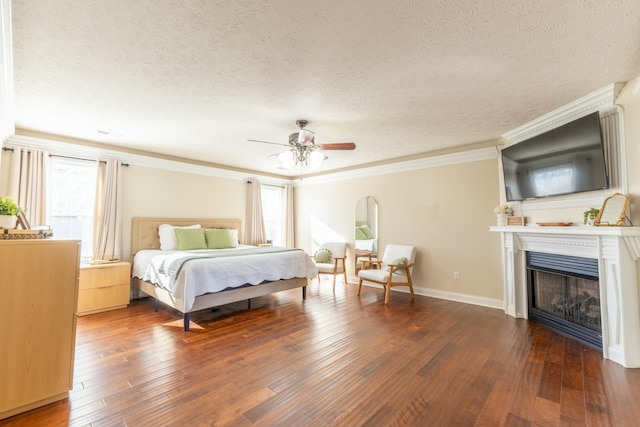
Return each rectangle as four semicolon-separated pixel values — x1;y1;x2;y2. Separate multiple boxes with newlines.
352;278;503;311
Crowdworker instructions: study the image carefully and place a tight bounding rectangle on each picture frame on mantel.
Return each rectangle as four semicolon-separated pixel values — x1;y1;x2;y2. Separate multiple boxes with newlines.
595;193;629;226
506;216;525;226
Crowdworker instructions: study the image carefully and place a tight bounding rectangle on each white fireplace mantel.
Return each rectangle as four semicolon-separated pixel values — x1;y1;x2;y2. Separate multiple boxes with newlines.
490;225;640;368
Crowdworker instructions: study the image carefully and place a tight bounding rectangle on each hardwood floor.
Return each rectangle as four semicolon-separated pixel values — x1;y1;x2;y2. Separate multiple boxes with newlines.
2;279;640;426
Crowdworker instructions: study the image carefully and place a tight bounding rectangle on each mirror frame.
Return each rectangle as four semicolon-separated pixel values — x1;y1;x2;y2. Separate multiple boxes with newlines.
595;192;629;226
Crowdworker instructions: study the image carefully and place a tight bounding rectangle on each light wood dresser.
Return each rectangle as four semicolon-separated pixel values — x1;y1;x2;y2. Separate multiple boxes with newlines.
78;261;131;316
0;239;80;420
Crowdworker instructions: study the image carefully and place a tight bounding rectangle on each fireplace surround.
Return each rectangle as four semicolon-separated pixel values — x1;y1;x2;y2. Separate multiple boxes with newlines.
491;225;640;368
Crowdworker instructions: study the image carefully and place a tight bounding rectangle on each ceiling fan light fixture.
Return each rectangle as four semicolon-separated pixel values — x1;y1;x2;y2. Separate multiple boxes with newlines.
251;119;353;172
278;150;295;169
308;150;324;170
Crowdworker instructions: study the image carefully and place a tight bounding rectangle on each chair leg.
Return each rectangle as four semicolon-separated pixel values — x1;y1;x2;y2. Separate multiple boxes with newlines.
332;274;337;291
384;271;394;304
406;270;415;300
357;278;363;295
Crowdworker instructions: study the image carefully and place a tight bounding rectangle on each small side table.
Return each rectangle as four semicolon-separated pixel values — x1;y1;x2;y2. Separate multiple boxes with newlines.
78;261;131;316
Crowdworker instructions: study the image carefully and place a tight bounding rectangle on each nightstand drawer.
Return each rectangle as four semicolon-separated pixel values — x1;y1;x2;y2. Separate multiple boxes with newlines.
78;261;131;315
79;262;130;290
78;284;129;315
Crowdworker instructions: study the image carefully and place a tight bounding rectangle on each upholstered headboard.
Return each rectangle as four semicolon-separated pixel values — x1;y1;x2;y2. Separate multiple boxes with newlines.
131;217;243;255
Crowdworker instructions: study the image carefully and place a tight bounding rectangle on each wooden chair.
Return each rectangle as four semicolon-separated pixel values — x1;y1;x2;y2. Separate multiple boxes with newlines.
357;244;416;304
313;241;347;291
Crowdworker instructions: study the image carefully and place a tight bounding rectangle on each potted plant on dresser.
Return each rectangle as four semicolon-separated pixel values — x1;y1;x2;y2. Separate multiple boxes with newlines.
0;196;24;230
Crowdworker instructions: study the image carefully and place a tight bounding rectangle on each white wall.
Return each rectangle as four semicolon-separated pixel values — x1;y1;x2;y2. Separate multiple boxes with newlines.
120;165;247;260
0;139;506;306
295;156;505;305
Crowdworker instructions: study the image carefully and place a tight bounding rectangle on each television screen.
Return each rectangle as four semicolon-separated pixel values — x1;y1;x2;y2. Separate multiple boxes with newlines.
501;112;609;201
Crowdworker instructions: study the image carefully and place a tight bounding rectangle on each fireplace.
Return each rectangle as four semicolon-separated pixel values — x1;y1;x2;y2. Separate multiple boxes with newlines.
490;225;640;368
527;252;601;349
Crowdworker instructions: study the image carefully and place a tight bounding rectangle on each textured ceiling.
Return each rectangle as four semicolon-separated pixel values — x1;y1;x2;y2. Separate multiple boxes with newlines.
10;0;640;177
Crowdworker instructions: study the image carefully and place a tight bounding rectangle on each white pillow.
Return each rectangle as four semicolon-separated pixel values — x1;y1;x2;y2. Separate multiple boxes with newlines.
229;229;239;245
158;224;201;250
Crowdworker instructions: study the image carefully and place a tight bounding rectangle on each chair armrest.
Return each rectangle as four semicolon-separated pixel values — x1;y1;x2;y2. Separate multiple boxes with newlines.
386;262;414;271
361;259;381;270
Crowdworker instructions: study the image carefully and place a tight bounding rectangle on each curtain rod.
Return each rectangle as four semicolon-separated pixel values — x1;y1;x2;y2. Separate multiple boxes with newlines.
2;147;129;167
247;180;285;189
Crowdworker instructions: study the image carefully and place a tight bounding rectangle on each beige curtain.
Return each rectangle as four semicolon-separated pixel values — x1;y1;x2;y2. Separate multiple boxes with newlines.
284;185;294;247
93;159;123;261
8;147;49;226
244;179;265;245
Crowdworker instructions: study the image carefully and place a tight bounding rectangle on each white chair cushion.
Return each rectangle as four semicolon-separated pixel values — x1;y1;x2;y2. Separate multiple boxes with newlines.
316;263;343;273
358;268;409;283
357;244;415;284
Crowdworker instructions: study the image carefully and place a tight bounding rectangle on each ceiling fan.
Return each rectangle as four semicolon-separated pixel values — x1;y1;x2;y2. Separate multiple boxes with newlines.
248;120;356;170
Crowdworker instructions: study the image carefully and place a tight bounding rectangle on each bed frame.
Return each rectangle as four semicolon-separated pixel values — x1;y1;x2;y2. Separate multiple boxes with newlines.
131;217;308;330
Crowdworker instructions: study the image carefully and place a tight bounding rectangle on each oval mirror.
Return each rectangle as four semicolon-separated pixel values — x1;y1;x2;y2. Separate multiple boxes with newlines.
355;196;378;254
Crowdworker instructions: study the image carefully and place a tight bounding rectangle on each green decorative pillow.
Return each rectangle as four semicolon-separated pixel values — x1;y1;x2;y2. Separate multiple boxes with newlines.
174;228;207;250
360;226;374;239
355;227;367;240
205;229;237;249
388;257;408;273
314;248;333;263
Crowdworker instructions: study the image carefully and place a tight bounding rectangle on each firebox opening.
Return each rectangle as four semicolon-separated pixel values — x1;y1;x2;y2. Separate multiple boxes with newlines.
527;252;602;349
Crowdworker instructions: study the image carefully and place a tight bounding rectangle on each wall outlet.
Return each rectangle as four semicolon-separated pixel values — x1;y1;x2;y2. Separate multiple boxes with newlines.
454;272;460;280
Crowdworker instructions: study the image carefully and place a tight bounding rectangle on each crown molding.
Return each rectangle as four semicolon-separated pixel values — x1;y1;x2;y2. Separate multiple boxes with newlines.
4;134;500;187
3;134;292;187
502;83;625;143
295;146;499;186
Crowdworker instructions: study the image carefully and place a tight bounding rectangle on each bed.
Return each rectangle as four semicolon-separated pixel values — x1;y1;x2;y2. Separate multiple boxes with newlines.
130;217;317;330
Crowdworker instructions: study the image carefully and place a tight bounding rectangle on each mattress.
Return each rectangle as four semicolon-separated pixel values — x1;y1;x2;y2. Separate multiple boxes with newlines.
132;245;317;312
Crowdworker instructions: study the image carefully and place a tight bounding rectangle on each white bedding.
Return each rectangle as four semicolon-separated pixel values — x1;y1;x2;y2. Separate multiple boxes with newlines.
355;238;377;251
132;245;317;312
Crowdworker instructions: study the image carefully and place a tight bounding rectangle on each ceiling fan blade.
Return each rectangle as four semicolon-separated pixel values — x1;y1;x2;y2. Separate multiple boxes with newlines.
266;150;290;158
317;142;356;150
248;139;289;147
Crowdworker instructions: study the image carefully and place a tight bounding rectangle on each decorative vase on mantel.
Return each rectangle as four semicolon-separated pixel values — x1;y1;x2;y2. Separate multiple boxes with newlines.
495;204;514;226
496;214;511;226
0;214;17;230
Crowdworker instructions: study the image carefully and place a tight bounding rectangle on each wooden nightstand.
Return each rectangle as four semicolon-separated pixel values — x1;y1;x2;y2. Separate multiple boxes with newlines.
78;261;131;316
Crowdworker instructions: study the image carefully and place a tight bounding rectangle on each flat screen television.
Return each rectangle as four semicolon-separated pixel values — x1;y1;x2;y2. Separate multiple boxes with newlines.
501;111;609;201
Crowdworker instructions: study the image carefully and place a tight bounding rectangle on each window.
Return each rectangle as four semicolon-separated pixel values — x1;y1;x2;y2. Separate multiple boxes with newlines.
531;163;574;197
49;158;97;261
261;185;284;246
